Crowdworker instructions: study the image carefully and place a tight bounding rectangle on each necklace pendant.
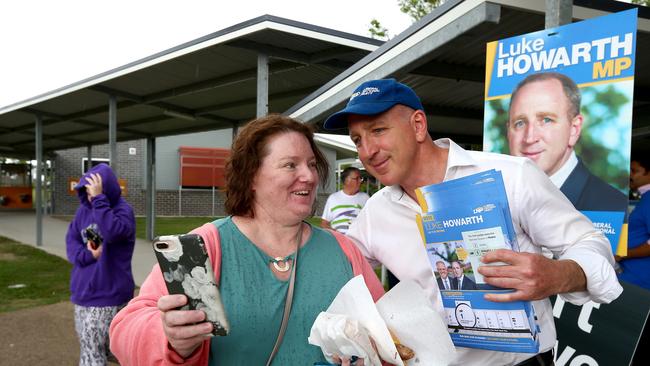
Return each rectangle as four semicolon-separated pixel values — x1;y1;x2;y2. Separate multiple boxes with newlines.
271;257;291;272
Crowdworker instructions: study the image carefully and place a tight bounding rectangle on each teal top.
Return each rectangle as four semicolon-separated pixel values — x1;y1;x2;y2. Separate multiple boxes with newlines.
208;217;354;365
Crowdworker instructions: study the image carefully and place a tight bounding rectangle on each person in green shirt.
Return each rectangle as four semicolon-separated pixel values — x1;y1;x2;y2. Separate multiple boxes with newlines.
110;114;384;366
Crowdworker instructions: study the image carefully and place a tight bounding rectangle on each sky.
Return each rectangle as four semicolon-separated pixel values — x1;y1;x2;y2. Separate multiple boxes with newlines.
0;0;412;110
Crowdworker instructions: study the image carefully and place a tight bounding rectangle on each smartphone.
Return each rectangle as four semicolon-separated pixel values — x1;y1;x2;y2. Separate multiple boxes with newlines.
153;234;230;336
85;227;102;250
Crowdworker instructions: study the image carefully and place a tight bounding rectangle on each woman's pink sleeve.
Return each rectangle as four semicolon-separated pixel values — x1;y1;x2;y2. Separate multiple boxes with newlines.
331;230;385;302
109;222;221;365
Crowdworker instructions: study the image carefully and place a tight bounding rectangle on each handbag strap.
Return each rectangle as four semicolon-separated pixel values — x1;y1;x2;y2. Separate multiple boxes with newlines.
266;223;303;366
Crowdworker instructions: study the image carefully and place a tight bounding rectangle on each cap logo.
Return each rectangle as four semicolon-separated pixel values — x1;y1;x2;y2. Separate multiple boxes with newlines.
349;86;380;101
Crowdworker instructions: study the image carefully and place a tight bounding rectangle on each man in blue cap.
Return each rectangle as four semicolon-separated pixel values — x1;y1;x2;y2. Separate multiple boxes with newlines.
324;79;622;366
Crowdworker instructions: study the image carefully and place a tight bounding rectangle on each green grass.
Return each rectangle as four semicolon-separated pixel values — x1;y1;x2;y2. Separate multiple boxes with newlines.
135;216;326;240
135;216;215;239
0;236;72;313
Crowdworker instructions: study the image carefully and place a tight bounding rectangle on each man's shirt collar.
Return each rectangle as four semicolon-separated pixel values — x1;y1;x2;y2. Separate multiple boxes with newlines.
384;138;476;208
433;138;479;181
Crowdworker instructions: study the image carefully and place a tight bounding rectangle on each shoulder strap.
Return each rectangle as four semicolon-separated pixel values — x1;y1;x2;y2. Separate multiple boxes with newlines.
266;222;302;366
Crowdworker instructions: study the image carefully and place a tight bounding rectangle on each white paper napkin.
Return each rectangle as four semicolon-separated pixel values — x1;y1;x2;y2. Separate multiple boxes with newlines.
309;275;402;365
308;275;457;365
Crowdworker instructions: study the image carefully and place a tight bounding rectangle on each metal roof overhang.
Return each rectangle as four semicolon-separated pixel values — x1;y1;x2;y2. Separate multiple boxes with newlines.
0;15;382;159
287;0;650;151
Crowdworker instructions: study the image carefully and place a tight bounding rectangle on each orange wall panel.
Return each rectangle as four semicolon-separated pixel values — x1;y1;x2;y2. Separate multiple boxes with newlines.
0;187;33;209
179;146;230;188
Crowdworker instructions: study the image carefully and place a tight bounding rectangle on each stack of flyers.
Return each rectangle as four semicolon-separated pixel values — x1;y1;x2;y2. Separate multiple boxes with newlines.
415;170;540;353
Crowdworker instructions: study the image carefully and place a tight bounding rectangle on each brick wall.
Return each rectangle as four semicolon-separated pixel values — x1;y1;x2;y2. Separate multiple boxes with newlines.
151;190;329;217
154;189;226;216
53;140;146;215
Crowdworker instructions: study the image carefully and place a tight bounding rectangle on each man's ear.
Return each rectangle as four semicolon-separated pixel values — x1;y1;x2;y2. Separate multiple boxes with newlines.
411;110;429;142
568;114;583;148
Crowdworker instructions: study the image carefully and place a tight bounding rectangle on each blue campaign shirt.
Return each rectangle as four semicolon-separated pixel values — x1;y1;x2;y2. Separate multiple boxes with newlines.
619;192;650;290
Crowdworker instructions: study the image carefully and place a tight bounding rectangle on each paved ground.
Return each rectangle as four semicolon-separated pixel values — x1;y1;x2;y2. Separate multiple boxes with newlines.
0;301;122;366
0;211;157;365
0;302;81;366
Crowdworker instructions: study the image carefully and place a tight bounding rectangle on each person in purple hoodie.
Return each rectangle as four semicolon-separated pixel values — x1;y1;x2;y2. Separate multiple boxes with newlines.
66;163;135;366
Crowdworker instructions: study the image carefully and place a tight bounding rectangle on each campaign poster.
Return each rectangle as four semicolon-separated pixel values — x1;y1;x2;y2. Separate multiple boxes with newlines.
483;9;647;365
483;9;637;255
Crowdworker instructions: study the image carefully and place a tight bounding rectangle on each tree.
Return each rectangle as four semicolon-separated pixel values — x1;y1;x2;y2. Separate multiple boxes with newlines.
368;0;445;40
368;19;389;40
398;0;445;22
631;0;650;6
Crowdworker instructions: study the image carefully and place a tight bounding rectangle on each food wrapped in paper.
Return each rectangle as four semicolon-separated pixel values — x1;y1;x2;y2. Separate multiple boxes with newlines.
309;275;402;365
377;280;457;365
309;275;457;365
310;312;383;365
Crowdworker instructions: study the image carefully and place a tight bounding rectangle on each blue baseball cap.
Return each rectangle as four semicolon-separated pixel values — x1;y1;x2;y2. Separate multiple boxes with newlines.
323;78;424;130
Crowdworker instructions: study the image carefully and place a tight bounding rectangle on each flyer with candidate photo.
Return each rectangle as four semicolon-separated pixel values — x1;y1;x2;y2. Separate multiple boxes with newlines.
415;170;539;353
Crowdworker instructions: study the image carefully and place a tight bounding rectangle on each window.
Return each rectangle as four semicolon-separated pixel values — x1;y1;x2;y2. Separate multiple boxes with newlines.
81;158;110;174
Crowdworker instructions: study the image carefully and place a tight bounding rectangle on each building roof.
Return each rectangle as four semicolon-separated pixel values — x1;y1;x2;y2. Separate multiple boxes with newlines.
288;0;650;151
315;133;357;155
0;15;381;158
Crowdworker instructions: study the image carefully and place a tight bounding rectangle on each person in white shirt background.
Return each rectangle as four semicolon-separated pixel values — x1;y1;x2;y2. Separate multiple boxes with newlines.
321;166;369;234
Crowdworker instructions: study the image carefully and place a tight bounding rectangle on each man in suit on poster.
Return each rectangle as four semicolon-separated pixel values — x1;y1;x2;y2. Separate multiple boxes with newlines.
507;72;627;212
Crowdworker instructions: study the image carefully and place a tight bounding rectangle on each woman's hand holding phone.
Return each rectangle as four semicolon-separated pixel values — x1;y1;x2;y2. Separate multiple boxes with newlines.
158;294;215;358
152;234;230;337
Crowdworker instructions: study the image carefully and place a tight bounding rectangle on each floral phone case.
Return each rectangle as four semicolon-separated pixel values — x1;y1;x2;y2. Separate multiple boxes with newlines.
153;234;230;336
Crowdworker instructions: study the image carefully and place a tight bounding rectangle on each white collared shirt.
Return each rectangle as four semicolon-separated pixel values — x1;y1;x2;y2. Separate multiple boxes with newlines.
347;138;622;366
549;151;579;188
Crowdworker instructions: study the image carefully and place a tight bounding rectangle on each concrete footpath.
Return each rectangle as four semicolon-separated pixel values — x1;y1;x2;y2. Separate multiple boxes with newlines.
0;211;156;286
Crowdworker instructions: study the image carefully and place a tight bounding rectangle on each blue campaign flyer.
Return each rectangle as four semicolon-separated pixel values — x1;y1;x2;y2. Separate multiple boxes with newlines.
482;9;636;254
416;171;539;353
416;170;519;252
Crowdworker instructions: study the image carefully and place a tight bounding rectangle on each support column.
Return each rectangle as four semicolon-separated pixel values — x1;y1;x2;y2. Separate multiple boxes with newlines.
545;0;572;29
256;53;269;118
108;95;118;175
35;115;43;247
146;137;156;241
232;121;239;141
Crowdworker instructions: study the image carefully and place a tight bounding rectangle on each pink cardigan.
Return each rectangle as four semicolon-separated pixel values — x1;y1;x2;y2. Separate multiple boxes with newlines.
109;223;385;366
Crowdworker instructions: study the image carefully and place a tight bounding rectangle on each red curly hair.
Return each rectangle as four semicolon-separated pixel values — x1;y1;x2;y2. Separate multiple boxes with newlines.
224;114;329;218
